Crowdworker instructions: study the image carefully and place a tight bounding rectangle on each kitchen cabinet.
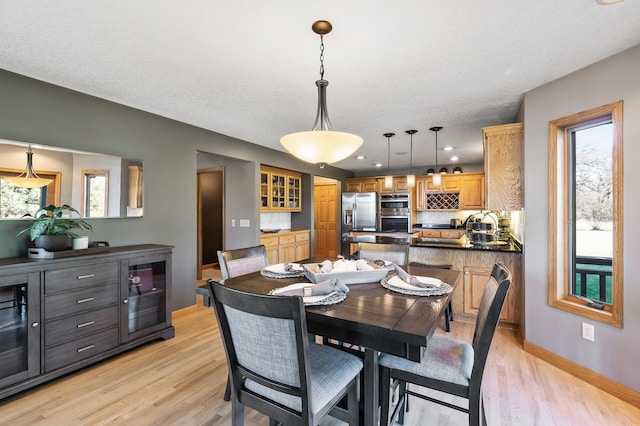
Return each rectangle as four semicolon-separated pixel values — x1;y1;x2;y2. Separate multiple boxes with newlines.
416;173;484;211
260;230;310;264
419;229;465;239
345;177;378;193
483;123;523;211
409;246;521;325
377;176;410;193
260;166;302;212
0;244;174;400
459;173;485;209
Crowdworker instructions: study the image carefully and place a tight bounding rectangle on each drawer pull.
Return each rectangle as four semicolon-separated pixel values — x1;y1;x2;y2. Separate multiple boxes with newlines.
77;274;96;279
77;321;95;328
76;297;95;304
77;344;95;353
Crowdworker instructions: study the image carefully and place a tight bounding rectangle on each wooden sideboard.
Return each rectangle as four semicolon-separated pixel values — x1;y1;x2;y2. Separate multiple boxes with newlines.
0;244;174;400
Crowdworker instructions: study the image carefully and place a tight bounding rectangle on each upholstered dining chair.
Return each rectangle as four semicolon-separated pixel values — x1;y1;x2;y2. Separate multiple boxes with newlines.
207;279;363;426
379;262;512;426
217;245;269;281
357;242;409;266
409;262;455;332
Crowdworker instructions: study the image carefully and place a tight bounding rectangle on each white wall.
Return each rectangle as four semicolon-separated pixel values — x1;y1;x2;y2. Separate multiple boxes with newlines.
523;45;640;391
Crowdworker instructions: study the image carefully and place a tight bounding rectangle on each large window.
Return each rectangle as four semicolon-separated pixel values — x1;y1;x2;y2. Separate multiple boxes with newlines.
548;101;623;327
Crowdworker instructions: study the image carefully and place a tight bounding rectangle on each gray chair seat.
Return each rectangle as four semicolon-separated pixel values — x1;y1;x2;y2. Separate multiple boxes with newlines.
380;334;473;387
245;343;363;413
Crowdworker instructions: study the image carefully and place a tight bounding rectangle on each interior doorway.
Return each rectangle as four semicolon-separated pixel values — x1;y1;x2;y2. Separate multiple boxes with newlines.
197;168;224;280
313;177;340;259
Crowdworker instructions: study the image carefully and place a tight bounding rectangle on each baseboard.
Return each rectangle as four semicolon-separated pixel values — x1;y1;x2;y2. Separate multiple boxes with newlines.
172;303;199;318
523;340;640;408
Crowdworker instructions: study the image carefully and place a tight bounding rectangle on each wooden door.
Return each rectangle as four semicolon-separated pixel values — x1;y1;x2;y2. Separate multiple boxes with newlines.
197;169;224;279
314;183;338;259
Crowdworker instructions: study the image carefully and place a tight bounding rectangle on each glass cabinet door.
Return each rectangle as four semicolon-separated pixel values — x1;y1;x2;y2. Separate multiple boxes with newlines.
271;173;286;209
121;253;171;342
0;273;40;388
287;176;301;210
260;170;269;209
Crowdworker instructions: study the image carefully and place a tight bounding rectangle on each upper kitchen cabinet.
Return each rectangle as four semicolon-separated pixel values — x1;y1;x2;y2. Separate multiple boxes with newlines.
483;123;523;211
260;166;302;212
416;173;484;211
376;176;410;193
345;177;378;193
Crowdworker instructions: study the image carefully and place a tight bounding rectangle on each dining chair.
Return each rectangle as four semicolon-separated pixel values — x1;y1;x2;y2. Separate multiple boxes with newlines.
379;262;512;426
409;262;455;332
207;279;363;426
357;242;409;266
214;244;269;402
217;245;269;281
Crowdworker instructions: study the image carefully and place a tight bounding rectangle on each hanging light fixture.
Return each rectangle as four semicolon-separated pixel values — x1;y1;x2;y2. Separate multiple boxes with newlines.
405;130;417;188
2;145;53;189
429;126;443;187
280;20;363;167
383;133;395;189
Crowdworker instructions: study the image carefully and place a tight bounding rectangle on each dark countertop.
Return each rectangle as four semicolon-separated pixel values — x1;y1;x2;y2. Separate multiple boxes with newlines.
342;234;522;253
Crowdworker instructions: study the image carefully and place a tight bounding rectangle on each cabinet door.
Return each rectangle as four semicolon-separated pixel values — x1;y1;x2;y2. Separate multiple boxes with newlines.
270;173;287;210
345;180;362;192
361;179;379;192
287;176;301;211
120;253;171;343
393;177;409;192
483;123;523;211
0;272;40;389
278;244;296;264
260;170;270;210
463;266;509;321
442;175;460;191
260;236;279;265
294;232;310;261
415;178;427;210
460;174;485;209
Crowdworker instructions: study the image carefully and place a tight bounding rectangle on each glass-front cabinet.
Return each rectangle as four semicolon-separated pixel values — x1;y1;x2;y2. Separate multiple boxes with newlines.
260;166;302;212
120;252;172;343
0;273;40;389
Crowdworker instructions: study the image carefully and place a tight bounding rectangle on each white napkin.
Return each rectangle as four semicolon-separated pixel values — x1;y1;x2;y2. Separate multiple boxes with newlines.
393;265;443;289
272;278;349;297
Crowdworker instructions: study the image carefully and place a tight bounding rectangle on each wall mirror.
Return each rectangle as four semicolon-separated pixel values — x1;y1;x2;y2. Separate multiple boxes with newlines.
0;139;143;219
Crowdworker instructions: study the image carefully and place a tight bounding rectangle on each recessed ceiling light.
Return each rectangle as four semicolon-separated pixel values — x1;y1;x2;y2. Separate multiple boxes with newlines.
450;156;459;161
355;155;365;160
443;146;454;151
375;163;383;168
596;0;624;4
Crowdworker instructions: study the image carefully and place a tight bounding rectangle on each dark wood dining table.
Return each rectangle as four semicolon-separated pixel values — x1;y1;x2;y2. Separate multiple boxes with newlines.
223;264;461;426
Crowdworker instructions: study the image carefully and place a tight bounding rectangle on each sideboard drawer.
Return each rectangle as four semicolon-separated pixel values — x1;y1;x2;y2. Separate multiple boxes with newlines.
44;327;119;373
44;284;118;320
45;262;119;293
44;305;119;347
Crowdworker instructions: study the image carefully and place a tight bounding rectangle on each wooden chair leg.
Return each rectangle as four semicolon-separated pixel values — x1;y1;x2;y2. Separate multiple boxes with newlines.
348;379;359;426
231;399;244;426
469;389;481;426
379;367;391;426
398;380;407;425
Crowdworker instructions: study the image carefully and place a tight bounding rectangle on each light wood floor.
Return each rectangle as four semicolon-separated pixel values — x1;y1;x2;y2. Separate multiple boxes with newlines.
1;280;638;425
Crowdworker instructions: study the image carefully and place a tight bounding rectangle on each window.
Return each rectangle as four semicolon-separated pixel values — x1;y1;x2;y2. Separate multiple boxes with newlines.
0;169;61;218
81;170;108;217
548;101;623;327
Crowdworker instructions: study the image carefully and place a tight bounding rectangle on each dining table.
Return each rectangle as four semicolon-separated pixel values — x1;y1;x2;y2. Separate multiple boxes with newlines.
222;263;462;426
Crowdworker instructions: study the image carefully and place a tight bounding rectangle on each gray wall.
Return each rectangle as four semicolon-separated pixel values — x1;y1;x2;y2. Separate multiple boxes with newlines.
0;69;352;310
523;45;640;391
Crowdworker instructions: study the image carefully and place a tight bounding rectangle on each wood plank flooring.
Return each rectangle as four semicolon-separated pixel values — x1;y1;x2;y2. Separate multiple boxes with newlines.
1;287;638;425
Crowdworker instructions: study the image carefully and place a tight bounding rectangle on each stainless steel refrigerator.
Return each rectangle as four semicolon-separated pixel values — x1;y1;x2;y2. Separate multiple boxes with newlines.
341;192;377;234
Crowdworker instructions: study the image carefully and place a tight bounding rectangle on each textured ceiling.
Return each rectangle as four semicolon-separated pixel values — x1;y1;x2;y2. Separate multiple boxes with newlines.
2;1;639;174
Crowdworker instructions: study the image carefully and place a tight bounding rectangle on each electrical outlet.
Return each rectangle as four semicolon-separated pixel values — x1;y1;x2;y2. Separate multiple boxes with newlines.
582;322;595;342
239;219;250;227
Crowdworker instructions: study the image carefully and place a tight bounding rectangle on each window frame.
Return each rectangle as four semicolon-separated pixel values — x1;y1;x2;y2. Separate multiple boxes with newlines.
81;169;109;218
548;100;623;327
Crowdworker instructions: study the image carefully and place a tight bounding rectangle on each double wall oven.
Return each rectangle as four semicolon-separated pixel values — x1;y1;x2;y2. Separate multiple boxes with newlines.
378;193;411;233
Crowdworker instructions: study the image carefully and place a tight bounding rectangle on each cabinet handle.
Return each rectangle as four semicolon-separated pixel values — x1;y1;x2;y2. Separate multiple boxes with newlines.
123;299;129;304
77;274;96;279
77;344;95;353
77;321;95;328
76;297;95;304
31;322;39;328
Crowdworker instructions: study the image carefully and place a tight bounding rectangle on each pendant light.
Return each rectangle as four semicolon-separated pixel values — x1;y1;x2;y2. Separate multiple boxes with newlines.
2;145;53;189
383;133;395;189
405;130;417;188
429;126;443;187
280;20;363;167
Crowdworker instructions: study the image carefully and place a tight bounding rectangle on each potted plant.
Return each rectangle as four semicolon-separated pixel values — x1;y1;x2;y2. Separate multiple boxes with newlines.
18;204;93;251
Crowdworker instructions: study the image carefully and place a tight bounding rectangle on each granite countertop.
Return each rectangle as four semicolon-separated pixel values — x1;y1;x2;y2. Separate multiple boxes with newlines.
342;233;522;253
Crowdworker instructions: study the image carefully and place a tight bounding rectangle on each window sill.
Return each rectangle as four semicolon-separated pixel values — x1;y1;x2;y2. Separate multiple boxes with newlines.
549;298;621;328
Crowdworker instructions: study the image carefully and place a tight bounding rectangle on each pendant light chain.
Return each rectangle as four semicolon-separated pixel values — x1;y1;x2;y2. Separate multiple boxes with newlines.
319;35;325;80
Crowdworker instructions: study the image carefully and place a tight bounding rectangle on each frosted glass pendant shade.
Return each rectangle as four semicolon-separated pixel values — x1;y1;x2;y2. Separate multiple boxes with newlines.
280;130;363;165
384;175;393;188
406;174;415;188
432;173;442;186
